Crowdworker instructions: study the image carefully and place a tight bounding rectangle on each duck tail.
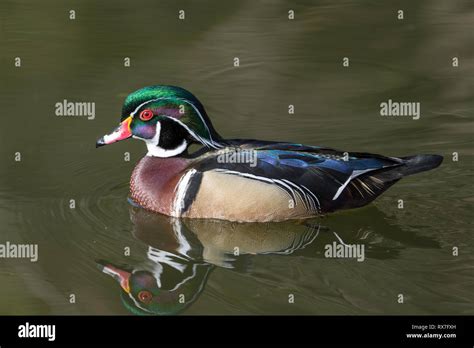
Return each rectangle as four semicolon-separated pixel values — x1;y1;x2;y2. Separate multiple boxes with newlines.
364;154;443;184
336;154;443;210
397;154;443;177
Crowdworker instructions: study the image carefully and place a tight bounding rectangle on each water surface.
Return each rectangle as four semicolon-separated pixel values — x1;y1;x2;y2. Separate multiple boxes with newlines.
0;0;472;314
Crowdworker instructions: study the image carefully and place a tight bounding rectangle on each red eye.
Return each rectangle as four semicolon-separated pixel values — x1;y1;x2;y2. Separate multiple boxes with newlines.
139;109;154;121
138;290;153;304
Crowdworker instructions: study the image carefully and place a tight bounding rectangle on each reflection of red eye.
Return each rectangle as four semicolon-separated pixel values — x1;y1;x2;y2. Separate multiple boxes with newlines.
138;290;153;304
139;109;154;121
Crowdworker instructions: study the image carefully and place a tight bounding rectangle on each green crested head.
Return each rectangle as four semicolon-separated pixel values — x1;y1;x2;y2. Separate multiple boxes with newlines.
96;85;223;157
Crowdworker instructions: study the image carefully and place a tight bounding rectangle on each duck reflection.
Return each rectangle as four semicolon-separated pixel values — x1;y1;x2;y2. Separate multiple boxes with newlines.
97;257;211;315
98;205;439;315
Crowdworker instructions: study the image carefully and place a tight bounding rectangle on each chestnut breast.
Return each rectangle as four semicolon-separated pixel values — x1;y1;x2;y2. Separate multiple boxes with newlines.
130;156;190;215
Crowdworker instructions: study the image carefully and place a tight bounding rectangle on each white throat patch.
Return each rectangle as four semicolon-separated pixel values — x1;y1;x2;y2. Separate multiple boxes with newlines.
137;122;187;158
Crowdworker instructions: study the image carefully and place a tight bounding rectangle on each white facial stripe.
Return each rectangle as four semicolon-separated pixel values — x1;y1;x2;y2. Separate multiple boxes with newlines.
166;117;222;149
131;97;211;138
129;97;222;148
175;98;213;141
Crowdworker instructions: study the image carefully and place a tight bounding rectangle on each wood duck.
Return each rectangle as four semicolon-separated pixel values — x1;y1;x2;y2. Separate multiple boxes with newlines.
96;85;443;222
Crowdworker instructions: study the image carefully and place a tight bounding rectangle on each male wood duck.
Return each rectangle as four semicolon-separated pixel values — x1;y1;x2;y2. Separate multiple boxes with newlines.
96;85;443;222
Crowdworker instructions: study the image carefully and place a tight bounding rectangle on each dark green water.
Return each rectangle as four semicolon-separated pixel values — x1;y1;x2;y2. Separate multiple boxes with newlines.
0;0;472;314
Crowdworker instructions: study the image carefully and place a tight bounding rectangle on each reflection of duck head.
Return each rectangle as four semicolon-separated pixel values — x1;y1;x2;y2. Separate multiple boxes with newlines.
97;258;211;315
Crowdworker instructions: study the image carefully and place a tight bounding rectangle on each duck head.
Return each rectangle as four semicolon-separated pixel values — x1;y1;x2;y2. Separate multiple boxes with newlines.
96;85;223;157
